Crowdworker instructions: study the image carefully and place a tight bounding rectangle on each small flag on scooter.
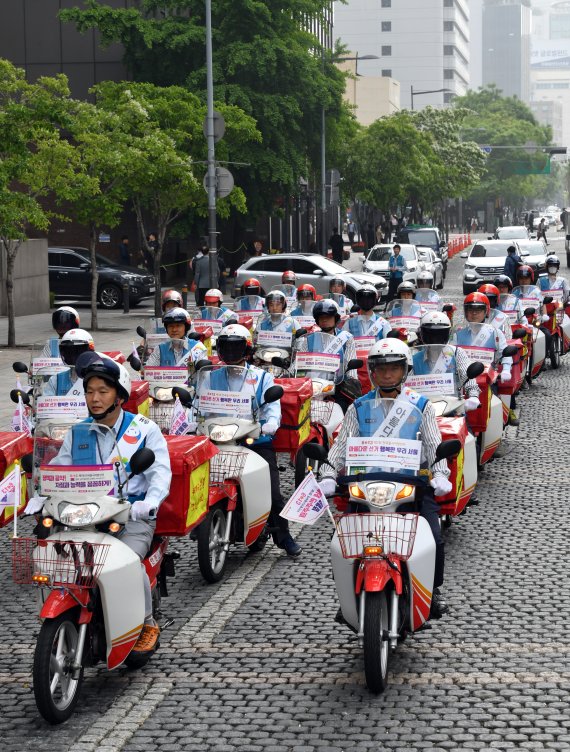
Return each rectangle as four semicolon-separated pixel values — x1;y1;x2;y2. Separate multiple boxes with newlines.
280;471;329;525
0;465;21;508
169;397;191;435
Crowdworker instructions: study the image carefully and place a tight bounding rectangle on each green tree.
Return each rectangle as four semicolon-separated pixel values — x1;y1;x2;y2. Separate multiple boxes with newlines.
92;80;258;313
0;60;94;346
60;0;348;225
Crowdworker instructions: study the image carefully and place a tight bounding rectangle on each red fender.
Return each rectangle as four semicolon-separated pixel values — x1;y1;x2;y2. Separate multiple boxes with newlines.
356;559;402;595
40;589;89;620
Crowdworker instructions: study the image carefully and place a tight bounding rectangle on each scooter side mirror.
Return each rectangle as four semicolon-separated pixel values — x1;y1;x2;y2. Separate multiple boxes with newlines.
386;330;401;339
225;318;238;327
435;439;461;463
346;359;363;371
350;304;360;313
21;453;34;474
442;304;454;313
524;307;536;317
466;362;484;380
187;332;203;341
512;327;527;339
136;325;147;339
303;442;329;462
127;353;142;372
194;359;212;372
502;345;518;358
271;356;287;368
172;386;192;406
263;385;284;404
12;361;28;374
543;295;553;305
294;328;307;339
129;447;155;476
10;388;30;405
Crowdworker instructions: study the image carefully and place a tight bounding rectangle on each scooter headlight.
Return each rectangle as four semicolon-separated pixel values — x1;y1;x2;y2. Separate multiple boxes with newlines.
58;503;99;526
209;424;239;442
366;483;395;508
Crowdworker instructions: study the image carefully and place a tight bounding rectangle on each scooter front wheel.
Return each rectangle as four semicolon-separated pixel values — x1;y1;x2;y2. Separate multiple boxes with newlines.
197;506;228;583
550;333;561;369
33;611;83;724
363;590;390;694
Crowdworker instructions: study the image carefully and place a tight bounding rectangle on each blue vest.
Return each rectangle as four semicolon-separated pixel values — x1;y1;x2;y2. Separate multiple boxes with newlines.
48;337;60;357
158;339;191;366
306;330;346;367
455;326;496;349
56;369;73;396
411;349;456;377
346;314;384;341
209;367;272;445
70;411;145;502
354;390;427;439
258;316;294;333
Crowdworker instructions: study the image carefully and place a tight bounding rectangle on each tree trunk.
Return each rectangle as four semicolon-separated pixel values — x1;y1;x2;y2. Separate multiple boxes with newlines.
4;240;20;347
89;223;99;331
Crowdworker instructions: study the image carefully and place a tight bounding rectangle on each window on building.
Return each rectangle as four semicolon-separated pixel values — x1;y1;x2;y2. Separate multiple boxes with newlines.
550;14;570;39
444;21;454;31
381;46;392;56
444;0;453;6
444;92;454;104
444;69;454;80
443;45;454;56
381;69;392;77
382;21;391;32
381;0;391;7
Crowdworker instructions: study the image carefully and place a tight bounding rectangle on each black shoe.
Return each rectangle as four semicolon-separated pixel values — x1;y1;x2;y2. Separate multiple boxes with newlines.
281;535;302;558
430;588;449;619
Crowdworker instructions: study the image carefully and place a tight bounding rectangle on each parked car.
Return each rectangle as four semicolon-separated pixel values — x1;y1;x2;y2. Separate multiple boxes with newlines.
416;247;444;289
362;243;421;285
515;239;548;275
494;226;530;240
394;226;448;277
232;253;388;301
461;239;546;294
49;247;156;309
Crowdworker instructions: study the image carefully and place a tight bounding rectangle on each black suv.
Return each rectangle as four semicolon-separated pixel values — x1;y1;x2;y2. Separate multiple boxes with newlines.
395;227;449;277
48;247;155;309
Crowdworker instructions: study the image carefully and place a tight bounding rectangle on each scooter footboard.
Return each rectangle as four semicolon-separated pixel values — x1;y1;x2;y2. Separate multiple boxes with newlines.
406;517;436;631
233;448;272;545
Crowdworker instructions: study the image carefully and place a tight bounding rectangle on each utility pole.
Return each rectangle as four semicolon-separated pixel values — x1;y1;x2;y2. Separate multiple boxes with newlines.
205;0;218;288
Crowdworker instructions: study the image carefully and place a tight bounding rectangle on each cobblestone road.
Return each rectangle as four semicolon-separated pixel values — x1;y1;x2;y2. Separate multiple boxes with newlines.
1;239;569;751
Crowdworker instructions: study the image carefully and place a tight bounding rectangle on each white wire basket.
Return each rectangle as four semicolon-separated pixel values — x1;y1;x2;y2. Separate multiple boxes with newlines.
149;402;175;432
310;400;335;425
334;513;419;561
209;450;249;485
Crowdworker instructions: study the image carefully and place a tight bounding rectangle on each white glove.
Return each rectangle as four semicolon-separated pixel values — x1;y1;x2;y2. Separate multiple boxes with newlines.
318;478;337;497
541;314;550;323
24;496;46;515
430;475;452;497
500;369;511;383
262;421;279;436
464;396;480;412
130;500;157;522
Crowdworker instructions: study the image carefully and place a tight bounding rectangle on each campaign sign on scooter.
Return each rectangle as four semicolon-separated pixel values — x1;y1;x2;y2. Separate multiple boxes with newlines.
199;389;253;417
256;329;293;348
193;318;224;335
143;366;188;383
39;465;115;495
346;437;422;475
405;373;456;396
146;333;171;349
457;346;494;365
353;335;376;350
388;316;421;330
281;471;329;524
294;315;317;329
31;358;68;375
295;352;340;373
36;396;88;420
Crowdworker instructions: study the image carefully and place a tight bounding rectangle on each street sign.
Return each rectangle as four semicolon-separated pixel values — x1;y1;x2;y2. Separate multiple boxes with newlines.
203;166;235;199
480;145;492;155
202;111;225;143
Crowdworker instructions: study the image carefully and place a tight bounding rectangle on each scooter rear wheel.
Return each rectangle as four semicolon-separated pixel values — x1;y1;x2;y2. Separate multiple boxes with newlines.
363;591;390;694
33;611;83;724
197;506;228;583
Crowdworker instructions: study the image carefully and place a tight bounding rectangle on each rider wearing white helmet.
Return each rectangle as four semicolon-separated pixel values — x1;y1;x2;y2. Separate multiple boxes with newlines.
199;289;235;325
416;271;435;290
52;353;172;655
210;324;301;558
538;254;570;304
41;306;81;357
319;338;451;618
43;328;95;397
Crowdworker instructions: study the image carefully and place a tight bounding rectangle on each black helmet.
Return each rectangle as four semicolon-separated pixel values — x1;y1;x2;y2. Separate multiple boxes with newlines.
355;285;378;312
313;299;341;325
76;352;131;403
162;307;192;334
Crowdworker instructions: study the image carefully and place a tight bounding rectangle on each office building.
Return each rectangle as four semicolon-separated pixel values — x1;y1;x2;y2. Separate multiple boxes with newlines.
337;55;400;125
482;1;532;101
334;0;470;111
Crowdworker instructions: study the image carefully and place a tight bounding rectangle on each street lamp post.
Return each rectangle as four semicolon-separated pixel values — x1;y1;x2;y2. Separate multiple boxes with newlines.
205;0;218;287
410;86;452;111
320;52;379;255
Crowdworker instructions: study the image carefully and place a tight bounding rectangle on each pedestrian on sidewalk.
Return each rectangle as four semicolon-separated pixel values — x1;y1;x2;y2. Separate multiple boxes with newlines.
387;244;407;302
537;218;548;245
192;244;218;306
347;220;356;246
118;235;130;266
329;227;344;265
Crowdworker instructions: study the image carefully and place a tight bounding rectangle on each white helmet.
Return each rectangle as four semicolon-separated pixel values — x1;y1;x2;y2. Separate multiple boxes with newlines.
52;305;80;333
217;323;253;364
59;328;95;366
397;280;416;296
204;288;224;305
419;311;451;345
367;339;411;390
417;271;434;288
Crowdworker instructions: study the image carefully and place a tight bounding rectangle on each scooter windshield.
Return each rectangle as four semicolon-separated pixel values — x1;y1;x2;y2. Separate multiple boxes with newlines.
234;295;265;313
346;398;424;478
270;284;297;309
407;345;458;396
512;285;541;314
143;338;192;369
498;294;521;324
294;332;344;385
452;322;496;365
255;314;294;348
195;365;259;420
416;289;443;311
385;299;422;331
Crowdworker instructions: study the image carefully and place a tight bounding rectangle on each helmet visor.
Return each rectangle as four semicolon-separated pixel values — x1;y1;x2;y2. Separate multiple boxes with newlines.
52;310;77;332
218;337;248;364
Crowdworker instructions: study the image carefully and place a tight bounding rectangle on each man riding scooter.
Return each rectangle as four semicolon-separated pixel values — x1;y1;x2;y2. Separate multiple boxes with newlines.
512;265;552;360
51;354;172;654
537;255;570;303
478;284;513;339
344;284;391;341
43;328;95;396
200;288;236;326
329;277;354;315
494;275;528;326
318;339;452;618
145;307;208;367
